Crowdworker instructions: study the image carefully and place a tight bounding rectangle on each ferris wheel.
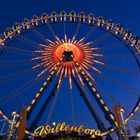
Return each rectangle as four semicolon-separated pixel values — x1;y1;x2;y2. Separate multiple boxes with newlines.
0;11;140;139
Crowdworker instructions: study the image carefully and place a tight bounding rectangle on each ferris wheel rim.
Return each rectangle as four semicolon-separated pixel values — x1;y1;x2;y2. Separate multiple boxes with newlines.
0;11;140;138
0;12;139;53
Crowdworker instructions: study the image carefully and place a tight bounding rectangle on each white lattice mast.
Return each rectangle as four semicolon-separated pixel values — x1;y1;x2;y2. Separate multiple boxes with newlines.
7;111;19;140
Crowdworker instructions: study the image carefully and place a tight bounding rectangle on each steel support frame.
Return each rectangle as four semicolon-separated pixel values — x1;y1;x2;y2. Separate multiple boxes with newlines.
72;77;107;132
82;75;126;139
28;82;58;131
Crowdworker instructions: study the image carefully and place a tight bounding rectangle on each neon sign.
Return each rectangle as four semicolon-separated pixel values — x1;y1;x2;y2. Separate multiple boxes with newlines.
34;122;101;138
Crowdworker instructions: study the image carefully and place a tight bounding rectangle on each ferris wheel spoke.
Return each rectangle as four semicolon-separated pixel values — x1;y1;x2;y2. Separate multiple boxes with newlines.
94;80;119;105
46;72;64;124
32;60;55;73
32;55;52;61
79;74;118;128
46;88;60;125
0;59;34;67
71;22;81;42
75;62;118;124
83;53;103;59
57;67;65;89
37;63;55;77
62;22;71;43
104;65;140;77
68;66;72;90
32;57;60;78
98;54;138;61
92;71;140;116
75;22;81;37
73;77;108;131
93;32;111;46
95;41;123;53
73;66;84;86
46;23;57;40
1;76;45;106
0;68;35;84
75;60;102;82
62;21;66;39
83;58;105;67
2;75;42;102
26;77;52;117
70;89;75;125
0;63;30;67
32;60;53;69
26;60;62;115
17;35;41;50
82;24;97;42
31;28;48;44
2;45;35;56
28;79;59;131
83;62;102;77
7;46;34;53
37;43;56;50
96;72;140;97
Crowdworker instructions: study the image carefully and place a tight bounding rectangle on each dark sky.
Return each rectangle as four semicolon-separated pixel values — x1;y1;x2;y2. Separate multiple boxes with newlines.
0;0;140;134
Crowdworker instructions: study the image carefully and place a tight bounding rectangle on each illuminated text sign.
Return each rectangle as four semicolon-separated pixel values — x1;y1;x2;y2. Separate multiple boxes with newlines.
34;122;101;138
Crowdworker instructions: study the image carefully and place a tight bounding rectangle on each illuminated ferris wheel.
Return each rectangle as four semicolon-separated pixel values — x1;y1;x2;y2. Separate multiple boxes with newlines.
0;11;140;139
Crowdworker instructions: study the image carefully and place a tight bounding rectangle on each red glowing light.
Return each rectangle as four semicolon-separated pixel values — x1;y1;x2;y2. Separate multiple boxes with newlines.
54;43;83;61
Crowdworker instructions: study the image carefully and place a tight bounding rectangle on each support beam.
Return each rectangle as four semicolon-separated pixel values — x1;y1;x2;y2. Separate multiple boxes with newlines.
27;77;54;120
73;77;107;132
83;75;116;125
82;75;125;140
28;81;58;131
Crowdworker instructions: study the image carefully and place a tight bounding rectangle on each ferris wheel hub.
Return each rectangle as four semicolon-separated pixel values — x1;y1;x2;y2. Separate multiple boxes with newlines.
62;51;74;62
55;42;82;62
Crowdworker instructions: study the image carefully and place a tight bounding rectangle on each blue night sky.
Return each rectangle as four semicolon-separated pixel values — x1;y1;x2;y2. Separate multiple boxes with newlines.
0;0;140;134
